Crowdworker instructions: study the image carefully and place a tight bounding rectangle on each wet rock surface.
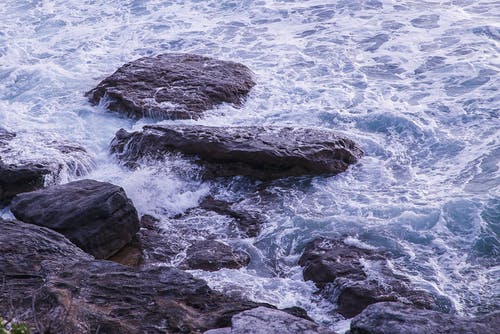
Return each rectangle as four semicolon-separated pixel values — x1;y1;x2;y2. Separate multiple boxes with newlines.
110;215;252;272
349;302;500;334
10;179;140;259
0;127;94;201
0;218;271;334
180;240;251;271
204;307;336;334
0;160;50;204
299;238;436;318
86;53;255;120
110;125;363;180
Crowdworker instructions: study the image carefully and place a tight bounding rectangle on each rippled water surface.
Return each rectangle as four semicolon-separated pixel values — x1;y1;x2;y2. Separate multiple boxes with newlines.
1;0;499;329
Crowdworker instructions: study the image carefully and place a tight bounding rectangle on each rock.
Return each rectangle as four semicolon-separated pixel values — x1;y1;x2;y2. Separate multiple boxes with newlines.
208;307;336;334
0;218;92;326
108;235;143;267
198;196;263;237
349;302;500;334
86;53;255;120
0;219;270;333
0;127;94;197
281;307;315;322
113;215;251;271
110;125;363;180
140;213;162;231
10;179;140;259
180;240;251;271
0;160;50;204
299;238;436;318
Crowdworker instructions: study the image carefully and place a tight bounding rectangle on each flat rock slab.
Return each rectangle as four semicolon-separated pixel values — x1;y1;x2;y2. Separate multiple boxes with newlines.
349;302;500;334
204;307;336;334
0;219;266;333
10;179;140;259
86;53;255;120
111;125;363;180
299;238;437;318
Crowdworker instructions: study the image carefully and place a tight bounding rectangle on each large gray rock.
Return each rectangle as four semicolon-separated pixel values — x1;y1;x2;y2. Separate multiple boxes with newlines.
349;302;500;334
110;125;363;180
10;179;140;259
0;219;268;334
86;53;255;120
299;238;436;318
204;307;336;334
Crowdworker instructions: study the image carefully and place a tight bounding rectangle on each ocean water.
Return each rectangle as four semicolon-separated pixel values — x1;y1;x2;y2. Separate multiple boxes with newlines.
1;0;498;330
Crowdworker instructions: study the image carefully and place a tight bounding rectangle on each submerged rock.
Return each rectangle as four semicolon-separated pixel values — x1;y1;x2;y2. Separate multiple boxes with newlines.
10;179;140;259
111;215;251;271
349;302;500;334
0;160;50;204
204;307;336;334
197;196;264;237
180;240;251;271
0;127;94;201
110;125;363;180
0;219;267;333
299;238;436;318
86;53;255;120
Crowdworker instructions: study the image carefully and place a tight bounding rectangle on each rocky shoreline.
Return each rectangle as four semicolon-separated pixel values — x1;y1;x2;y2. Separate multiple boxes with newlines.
1;53;497;333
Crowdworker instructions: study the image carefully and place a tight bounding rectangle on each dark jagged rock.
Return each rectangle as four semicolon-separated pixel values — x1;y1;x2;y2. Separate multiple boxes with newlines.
0;160;50;204
86;53;255;120
0;219;270;334
299;238;436;318
349;302;500;334
180;240;251;271
110;125;363;180
204;307;336;334
198;196;263;237
10;179;140;259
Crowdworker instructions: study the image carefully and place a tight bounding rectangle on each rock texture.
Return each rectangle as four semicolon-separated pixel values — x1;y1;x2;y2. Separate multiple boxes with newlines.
0;161;49;204
180;240;251;271
86;53;255;120
349;302;500;334
0;219;270;333
10;179;140;259
299;238;436;318
110;125;363;180
204;307;336;334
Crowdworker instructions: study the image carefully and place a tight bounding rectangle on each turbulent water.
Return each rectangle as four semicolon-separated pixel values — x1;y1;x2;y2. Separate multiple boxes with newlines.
1;0;498;330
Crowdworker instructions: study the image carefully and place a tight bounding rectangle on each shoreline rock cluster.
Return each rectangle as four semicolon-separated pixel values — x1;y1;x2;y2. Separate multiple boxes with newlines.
1;53;496;333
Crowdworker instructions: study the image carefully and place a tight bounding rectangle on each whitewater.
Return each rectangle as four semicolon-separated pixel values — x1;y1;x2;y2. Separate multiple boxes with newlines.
1;0;498;330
